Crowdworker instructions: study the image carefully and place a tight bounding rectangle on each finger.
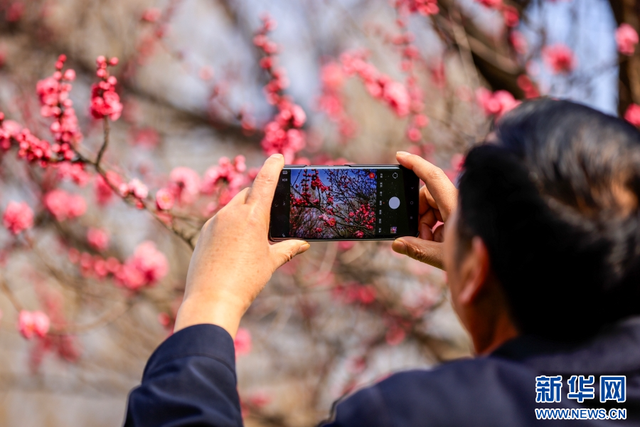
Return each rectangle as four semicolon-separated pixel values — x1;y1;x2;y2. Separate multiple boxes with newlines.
245;153;285;208
433;223;445;243
419;217;434;240
397;151;457;221
419;222;433;240
419;184;438;214
201;188;249;230
225;187;250;208
420;208;438;230
270;239;311;269
392;237;444;269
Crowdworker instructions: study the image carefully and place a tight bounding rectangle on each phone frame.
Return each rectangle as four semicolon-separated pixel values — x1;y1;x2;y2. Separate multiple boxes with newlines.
269;164;420;242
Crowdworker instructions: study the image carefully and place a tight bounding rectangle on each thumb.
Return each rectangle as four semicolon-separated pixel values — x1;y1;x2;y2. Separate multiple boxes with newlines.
270;240;311;269
392;237;444;270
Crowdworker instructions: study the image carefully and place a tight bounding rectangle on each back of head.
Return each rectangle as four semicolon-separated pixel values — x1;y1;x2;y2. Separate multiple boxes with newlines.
457;98;640;341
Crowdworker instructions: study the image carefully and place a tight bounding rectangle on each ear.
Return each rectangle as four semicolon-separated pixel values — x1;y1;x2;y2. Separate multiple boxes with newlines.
458;237;491;305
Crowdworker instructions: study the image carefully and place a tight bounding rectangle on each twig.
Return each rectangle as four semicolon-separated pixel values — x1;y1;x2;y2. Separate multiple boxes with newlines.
448;7;482;91
0;273;23;312
70;126;196;251
96;116;110;167
49;300;133;335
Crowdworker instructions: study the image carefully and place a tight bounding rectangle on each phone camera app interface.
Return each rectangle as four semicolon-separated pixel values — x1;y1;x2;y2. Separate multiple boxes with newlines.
376;169;413;238
289;169;376;239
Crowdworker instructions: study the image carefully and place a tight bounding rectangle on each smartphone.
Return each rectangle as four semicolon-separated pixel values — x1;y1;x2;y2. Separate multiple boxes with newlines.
269;164;419;241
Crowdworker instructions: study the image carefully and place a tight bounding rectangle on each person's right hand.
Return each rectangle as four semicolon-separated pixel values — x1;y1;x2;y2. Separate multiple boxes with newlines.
391;151;458;270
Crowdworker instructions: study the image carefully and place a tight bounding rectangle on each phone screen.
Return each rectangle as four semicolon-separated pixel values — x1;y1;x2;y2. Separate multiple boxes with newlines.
269;165;419;241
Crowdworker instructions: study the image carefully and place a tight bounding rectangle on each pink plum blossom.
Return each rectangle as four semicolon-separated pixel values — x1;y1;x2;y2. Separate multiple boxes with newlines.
395;0;439;15
542;44;576;74
382;81;411;117
476;88;520;118
3;201;34;235
55;162;90;186
475;0;502;7
18;310;50;340
87;228;109;251
503;6;519;27
155;188;175;211
0;119;22;151
201;156;247;195
124;178;149;199
616;24;639;56
385;326;406;346
44;190;86;221
624;104;640;127
169;167;201;205
510;31;527;54
116;241;168;290
132;128;160;148
141;8;161;22
234;327;252;356
94;171;122;206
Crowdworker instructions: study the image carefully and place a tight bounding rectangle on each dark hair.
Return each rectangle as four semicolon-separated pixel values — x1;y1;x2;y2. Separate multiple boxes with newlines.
457;98;640;341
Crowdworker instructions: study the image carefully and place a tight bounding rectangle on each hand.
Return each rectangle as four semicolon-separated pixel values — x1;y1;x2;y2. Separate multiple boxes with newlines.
174;154;310;338
391;151;458;269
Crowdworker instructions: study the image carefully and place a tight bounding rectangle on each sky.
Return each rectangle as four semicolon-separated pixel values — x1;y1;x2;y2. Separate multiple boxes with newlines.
156;0;621;122
522;0;618;115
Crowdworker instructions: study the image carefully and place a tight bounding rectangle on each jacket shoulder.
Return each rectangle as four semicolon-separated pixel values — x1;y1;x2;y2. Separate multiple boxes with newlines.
327;357;540;427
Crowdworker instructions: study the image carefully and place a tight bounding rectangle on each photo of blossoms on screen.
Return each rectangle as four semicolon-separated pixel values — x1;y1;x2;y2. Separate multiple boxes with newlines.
290;169;376;238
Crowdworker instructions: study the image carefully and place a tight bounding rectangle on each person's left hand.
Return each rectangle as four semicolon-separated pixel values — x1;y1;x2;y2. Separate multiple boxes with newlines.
174;154;310;338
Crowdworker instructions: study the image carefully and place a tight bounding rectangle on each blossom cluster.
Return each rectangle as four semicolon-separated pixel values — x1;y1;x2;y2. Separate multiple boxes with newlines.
476;87;520;118
68;240;168;290
332;282;377;305
393;0;439;16
517;75;540;99
473;0;519;27
254;15;307;163
317;62;356;139
90;56;123;121
387;26;429;142
18;310;50;340
0;114;55;167
291;169;326;207
55;161;90;186
37;54;82;161
199;155;249;208
43;189;87;221
152;155;250;215
3;201;34;235
341;50;411;118
0;54;117;170
120;178;149;209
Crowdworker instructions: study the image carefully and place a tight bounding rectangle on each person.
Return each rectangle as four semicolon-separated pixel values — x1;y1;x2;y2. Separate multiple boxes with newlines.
123;98;640;426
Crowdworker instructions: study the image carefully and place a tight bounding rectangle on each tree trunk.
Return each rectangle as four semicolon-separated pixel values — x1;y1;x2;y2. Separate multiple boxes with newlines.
609;0;640;116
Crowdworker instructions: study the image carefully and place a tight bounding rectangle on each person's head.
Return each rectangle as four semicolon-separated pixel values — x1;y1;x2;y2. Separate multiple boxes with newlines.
444;98;640;353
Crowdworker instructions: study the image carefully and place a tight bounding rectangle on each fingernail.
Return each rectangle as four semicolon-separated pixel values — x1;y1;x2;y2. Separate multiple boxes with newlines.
269;153;284;160
392;240;406;253
396;151;410;157
298;242;311;253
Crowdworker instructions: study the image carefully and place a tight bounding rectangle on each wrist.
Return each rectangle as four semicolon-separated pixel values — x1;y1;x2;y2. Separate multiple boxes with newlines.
173;292;246;339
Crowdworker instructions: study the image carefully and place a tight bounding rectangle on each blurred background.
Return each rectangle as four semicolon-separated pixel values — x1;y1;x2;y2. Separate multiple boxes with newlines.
0;0;635;425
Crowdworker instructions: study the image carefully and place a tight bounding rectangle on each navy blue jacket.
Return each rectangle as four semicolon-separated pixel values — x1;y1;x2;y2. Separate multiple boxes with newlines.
124;317;640;426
